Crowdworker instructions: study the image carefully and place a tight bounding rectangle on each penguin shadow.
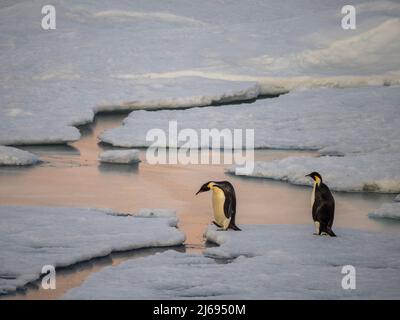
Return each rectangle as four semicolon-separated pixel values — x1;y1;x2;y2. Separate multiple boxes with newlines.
97;162;139;175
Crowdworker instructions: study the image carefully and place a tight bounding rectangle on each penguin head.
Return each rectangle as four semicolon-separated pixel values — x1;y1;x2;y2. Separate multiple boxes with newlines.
305;172;322;185
195;181;215;195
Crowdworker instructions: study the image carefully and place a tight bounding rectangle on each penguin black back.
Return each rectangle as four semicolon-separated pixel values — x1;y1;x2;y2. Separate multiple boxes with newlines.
216;181;240;231
306;172;336;237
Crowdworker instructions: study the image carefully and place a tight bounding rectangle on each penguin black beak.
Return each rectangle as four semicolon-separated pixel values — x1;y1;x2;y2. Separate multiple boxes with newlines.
196;187;205;195
196;183;210;195
305;174;311;178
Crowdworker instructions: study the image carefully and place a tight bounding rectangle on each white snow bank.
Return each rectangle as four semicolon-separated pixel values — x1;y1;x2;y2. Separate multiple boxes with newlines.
1;0;400;145
93;78;260;113
0;205;185;294
395;195;400;202
64;225;400;299
228;153;400;193
369;203;400;220
135;209;176;218
99;149;140;164
100;86;400;151
0;146;39;166
100;85;400;193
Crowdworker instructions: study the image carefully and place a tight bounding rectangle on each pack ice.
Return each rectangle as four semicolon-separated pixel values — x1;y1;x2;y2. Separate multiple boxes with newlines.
102;86;400;193
0;146;39;166
1;0;400;145
64;225;400;299
369;203;400;220
0;206;185;294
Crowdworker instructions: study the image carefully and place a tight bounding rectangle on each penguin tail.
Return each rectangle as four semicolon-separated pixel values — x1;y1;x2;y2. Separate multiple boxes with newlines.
229;223;242;231
325;228;337;237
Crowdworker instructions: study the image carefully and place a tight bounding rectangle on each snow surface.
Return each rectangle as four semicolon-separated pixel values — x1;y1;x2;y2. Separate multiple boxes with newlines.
0;146;39;166
0;205;185;294
64;225;400;299
395;195;400;202
98;149;140;164
369;203;400;220
1;0;399;145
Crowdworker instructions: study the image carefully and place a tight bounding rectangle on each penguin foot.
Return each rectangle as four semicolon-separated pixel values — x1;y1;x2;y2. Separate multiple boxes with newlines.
229;224;242;231
313;231;337;237
320;228;337;237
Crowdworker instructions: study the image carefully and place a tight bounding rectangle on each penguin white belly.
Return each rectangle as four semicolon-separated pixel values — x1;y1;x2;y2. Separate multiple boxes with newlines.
212;188;231;230
311;182;316;208
311;182;319;234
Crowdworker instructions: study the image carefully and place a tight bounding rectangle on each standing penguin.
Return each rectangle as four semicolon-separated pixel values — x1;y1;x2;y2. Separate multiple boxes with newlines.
196;181;241;231
305;172;336;237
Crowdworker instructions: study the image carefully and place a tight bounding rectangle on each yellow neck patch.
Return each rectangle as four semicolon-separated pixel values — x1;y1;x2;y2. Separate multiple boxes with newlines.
314;176;321;186
207;182;215;189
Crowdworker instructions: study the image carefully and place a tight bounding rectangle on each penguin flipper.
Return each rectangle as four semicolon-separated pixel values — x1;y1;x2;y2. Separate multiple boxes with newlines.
222;185;240;230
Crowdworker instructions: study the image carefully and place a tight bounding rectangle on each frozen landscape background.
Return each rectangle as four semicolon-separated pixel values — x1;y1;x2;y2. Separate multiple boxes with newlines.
0;0;400;299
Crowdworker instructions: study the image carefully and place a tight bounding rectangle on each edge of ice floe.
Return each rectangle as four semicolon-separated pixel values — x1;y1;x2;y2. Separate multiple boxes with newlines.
135;208;177;218
368;202;400;220
0;146;40;166
93;81;261;113
0;206;185;295
7;75;400;147
227;152;400;194
87;207;180;226
98;149;141;164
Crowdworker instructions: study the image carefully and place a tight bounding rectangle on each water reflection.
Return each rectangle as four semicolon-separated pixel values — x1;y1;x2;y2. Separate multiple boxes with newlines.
3;246;185;300
98;162;139;174
19;144;80;156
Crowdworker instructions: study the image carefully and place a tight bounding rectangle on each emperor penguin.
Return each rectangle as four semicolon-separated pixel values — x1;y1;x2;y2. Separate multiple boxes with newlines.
196;181;241;231
305;172;336;237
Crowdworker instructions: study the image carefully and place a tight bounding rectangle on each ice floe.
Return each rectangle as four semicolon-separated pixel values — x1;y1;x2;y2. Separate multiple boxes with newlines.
0;146;39;166
1;1;400;145
100;85;400;193
99;149;140;164
369;203;400;220
227;153;400;193
0;205;185;294
64;225;400;299
100;86;400;152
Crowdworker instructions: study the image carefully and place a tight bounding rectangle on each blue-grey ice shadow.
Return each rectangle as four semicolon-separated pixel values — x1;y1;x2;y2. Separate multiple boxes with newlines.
17;144;80;156
98;162;139;174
